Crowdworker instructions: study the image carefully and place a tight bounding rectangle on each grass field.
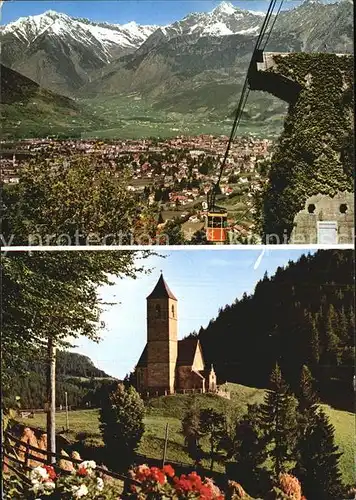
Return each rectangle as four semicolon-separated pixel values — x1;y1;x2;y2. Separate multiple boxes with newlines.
18;383;355;484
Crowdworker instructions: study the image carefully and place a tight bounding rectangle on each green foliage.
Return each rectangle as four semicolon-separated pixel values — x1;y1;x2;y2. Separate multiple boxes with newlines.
2;350;115;409
162;220;187;245
190;229;208;245
296;365;318;413
258;54;354;241
2;154;152;245
198;250;354;407
2;474;26;500
293;409;344;500
13;382;355;485
259;364;298;477
99;383;145;469
199;408;227;471
229;404;270;496
1;251;148;390
322;305;340;365
181;408;202;463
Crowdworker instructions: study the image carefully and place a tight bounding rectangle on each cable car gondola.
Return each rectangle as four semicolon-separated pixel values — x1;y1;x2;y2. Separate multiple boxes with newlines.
206;205;228;243
203;0;284;244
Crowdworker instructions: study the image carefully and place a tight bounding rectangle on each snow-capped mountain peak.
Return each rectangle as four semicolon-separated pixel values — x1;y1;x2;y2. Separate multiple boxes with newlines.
157;1;265;40
211;1;236;16
1;10;159;61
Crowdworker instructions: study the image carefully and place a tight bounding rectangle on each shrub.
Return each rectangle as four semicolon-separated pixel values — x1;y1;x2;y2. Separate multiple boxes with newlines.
99;383;145;469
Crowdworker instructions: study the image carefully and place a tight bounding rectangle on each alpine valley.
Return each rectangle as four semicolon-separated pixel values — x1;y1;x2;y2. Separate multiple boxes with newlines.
1;0;353;138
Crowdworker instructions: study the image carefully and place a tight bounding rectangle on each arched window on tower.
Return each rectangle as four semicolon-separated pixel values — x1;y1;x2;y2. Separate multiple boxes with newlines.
171;304;175;318
155;304;161;319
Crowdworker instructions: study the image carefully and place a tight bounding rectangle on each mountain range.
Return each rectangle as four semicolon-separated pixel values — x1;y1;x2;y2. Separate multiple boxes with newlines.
1;0;354;136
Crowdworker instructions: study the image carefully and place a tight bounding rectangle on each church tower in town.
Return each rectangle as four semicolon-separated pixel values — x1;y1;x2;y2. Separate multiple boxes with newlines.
136;274;217;395
146;273;178;394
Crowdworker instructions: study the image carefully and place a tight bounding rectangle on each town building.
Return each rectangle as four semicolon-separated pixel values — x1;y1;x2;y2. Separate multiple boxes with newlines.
136;274;216;395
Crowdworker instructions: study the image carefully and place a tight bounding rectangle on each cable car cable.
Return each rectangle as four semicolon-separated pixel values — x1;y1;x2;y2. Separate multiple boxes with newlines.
209;0;282;211
205;0;283;242
261;0;285;50
256;0;278;50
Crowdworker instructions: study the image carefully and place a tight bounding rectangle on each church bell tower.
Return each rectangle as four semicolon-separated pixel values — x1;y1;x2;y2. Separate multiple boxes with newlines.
146;273;178;394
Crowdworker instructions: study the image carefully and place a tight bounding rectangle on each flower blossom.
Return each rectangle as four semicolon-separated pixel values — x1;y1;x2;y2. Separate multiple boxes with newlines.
97;477;104;491
30;466;50;484
72;483;89;498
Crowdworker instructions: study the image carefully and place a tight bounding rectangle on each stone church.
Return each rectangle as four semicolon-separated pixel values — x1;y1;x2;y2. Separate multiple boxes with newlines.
136;274;217;395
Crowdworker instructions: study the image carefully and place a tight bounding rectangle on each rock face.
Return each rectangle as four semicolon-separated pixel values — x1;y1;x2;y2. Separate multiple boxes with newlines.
17;427;47;467
6;424;77;469
258;53;354;243
290;191;354;244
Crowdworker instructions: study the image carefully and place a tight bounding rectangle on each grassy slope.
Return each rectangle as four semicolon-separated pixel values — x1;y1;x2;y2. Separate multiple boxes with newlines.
79;95;283;140
17;383;355;484
1;64;105;138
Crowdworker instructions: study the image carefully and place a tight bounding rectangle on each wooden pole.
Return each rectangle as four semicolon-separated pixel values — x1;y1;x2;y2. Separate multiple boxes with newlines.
65;392;69;431
46;336;56;464
162;423;169;467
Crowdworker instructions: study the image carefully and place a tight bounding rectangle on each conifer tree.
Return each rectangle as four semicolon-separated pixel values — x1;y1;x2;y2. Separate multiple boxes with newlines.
294;365;319;469
157;211;164;225
338;306;349;344
297;365;319;413
294;409;344;500
199;408;226;471
259;363;298;477
231;403;269;495
323;310;339;365
309;316;320;366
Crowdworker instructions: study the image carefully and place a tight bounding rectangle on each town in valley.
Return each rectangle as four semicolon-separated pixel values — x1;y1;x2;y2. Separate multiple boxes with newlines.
1;135;272;242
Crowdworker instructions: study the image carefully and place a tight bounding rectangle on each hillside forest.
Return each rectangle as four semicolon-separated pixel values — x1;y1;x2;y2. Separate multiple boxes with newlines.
2;351;117;409
196;249;354;410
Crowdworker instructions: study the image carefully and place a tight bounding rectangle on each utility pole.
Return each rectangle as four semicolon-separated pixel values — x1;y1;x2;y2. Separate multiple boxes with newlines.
65;391;69;431
46;336;56;464
162;422;169;467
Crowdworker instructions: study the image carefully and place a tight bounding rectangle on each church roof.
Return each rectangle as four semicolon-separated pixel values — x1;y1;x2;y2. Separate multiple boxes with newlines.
136;345;147;367
177;337;200;366
146;274;177;301
136;337;203;368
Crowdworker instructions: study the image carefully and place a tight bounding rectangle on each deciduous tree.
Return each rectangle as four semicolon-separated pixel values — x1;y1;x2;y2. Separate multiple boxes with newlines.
99;383;145;469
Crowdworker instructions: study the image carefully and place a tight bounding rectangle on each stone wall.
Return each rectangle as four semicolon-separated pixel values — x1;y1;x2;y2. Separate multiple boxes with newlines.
177;366;205;391
147;296;178;393
147;340;177;393
290;191;354;244
147;297;178;342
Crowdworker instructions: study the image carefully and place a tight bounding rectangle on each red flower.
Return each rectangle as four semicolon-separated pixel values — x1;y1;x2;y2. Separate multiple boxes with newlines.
163;464;175;478
44;465;57;481
77;466;88;477
199;484;214;499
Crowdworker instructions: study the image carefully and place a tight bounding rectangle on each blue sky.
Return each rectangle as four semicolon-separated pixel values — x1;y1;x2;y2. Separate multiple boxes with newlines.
2;0;309;25
72;248;315;379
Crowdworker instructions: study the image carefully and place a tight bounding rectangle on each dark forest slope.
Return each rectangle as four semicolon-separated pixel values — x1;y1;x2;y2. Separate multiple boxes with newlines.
3;351;116;409
198;250;354;409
